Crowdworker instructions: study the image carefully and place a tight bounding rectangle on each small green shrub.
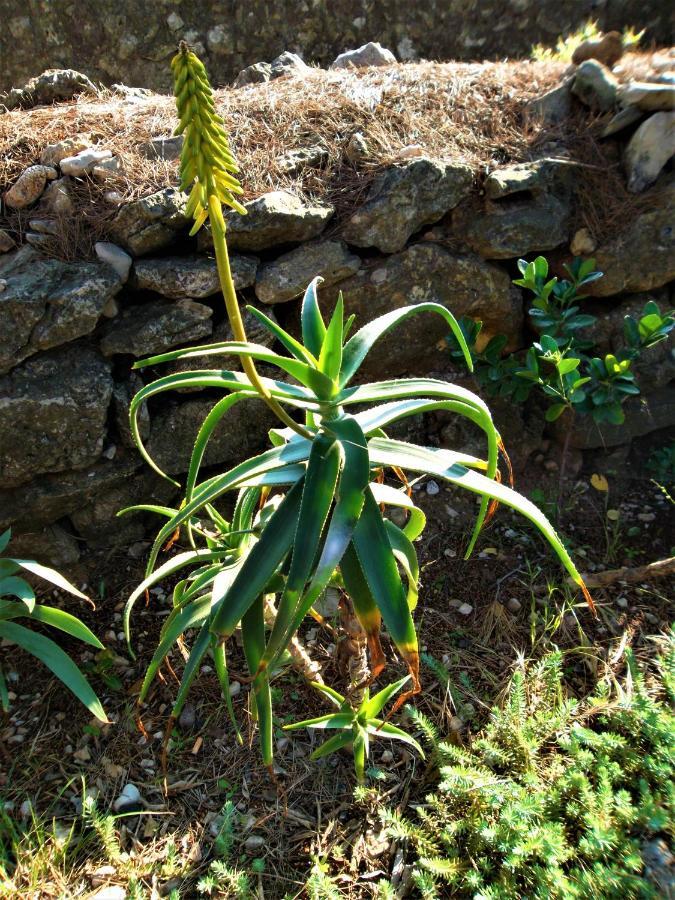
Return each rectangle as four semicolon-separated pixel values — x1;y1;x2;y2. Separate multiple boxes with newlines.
0;528;106;721
384;637;675;898
449;256;674;426
530;21;643;63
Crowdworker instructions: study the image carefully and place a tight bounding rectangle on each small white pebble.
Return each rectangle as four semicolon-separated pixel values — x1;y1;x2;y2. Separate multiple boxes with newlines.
458;603;473;616
380;749;394;764
426;480;440;495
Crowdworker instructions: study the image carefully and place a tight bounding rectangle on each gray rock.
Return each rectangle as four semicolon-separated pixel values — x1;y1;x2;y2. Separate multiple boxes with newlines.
200;191;333;252
346;131;369;162
276;145;329;175
642;838;675;899
7;524;80;569
602;105;644;137
0;231;15;253
617;81;675;112
133;253;258;298
138;134;184;161
523;81;572;126
572;60;618;112
452;194;571;259
342;158;473;253
270;52;310;79
255;241;361;304
4;165;57;208
95;242;132;283
1;69;97;110
0;246;123;373
331;42;396;69
112;374;150;447
590;175;674;296
625;111;675;193
146;396;275;475
318;243;522;378
0;345;113;488
100;299;213;357
43;177;74;215
484;158;577;199
233;62;272;88
110;188;188;256
551;385;675;449
60;148;112;177
40;136;91;167
113;783;142;813
0;457;141;532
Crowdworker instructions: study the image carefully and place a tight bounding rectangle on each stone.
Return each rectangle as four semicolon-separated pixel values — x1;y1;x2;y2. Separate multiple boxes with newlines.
110;188;188;256
0;457;141;533
1;69;97;110
484;158;576;200
133;253;258;298
506;597;522;613
43;177;74;215
40;135;91;167
572;60;618;112
137;135;184;161
4;165;57;208
625;111;675;193
200;191;333;252
572;32;623;68
617;81;675;112
342;158;472;253
570;227;596;255
276;145;329;175
8;524;80;568
642;838;675;898
255;241;361;304
113;783;142;813
330;42;396;69
92;157;122;181
0;231;15;253
233;62;272;88
0;345;113;488
207;24;234;55
100;299;213;358
458;603;473;615
0;246;123;373
146;396;275;476
602;105;644;137
113;374;150;448
523;82;572;127
95;242;132;283
60;148;113;176
318;243;521;378
551;385;675;449
346;132;369;162
590;176;674;296
270;52;310;80
28;219;58;235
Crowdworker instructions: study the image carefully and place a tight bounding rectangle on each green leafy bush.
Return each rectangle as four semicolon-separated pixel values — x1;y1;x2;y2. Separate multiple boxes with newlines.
0;529;106;721
449;256;674;425
384;638;675;898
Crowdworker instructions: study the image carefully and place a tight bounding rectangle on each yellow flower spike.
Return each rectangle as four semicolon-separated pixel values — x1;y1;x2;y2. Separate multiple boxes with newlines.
170;42;312;441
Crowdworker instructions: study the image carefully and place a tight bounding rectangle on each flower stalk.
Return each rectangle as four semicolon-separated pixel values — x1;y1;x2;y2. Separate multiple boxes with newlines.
171;43;311;439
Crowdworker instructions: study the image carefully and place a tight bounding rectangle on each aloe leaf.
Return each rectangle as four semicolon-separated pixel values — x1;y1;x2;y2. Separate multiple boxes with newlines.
170;622;211;720
318;292;343;384
309;730;353;760
140;598;210;702
0;577;35;612
0;666;7;713
246;306;318;366
286;712;355;730
368;438;590;597
210;480;303;638
353;725;367;782
0;529;11;555
340;542;384;672
310;681;347;708
364;675;411;718
369;483;426;540
3;603;104;650
10;560;89;602
340;303;473;389
384;521;420;610
301;277;327;357
242;596;273;766
366;721;424;756
0;621;107;722
213;637;243;745
185;393;246;513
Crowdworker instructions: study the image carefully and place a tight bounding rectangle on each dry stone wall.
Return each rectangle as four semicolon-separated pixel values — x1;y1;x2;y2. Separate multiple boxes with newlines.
0;53;673;568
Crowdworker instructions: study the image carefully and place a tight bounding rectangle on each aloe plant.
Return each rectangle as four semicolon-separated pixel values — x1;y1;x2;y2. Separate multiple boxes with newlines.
123;45;593;775
0;529;107;722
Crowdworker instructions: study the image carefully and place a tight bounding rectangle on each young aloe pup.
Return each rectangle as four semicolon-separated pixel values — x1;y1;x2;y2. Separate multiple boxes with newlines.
123;45;594;779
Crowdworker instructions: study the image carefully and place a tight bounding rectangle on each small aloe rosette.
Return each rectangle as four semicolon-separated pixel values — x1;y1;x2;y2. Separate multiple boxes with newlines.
171;42;246;236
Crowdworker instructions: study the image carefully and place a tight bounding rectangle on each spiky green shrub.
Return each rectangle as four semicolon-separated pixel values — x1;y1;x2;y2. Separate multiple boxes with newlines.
123;45;592;775
384;637;675;898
